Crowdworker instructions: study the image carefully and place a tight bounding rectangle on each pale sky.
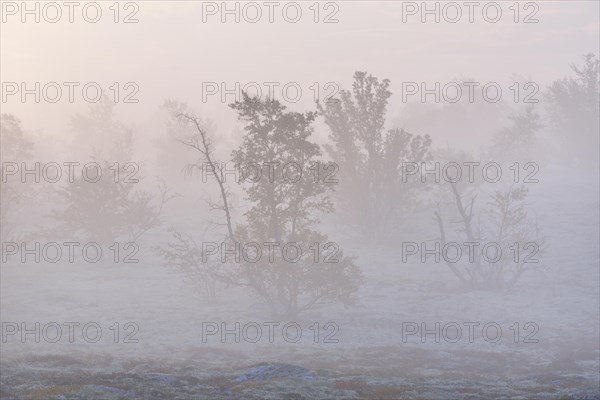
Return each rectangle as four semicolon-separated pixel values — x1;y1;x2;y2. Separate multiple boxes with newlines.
1;1;599;142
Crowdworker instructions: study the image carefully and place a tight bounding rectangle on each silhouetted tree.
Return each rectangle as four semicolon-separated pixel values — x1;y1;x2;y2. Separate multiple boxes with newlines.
488;106;543;164
230;94;362;316
431;145;544;289
319;72;431;238
0;114;34;241
161;95;362;315
50;100;172;245
545;53;599;167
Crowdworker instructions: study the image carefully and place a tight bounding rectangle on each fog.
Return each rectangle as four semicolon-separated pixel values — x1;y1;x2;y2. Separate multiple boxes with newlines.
1;2;599;399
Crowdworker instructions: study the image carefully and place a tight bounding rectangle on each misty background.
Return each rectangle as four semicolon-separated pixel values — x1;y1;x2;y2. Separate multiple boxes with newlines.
1;1;599;399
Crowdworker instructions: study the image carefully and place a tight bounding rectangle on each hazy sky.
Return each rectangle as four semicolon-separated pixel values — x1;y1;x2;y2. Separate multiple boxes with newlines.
2;1;599;139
